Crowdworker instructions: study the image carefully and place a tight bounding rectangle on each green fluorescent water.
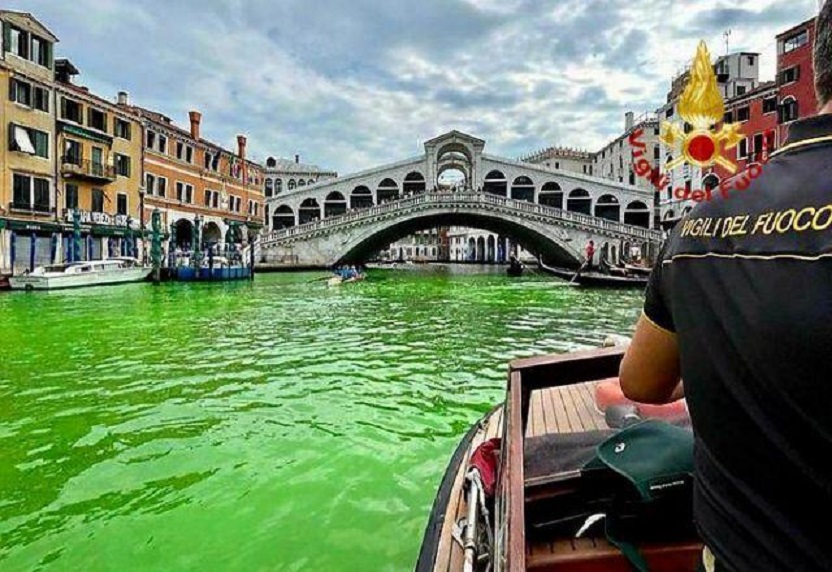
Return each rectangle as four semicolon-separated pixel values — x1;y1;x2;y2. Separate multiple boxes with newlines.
0;268;643;571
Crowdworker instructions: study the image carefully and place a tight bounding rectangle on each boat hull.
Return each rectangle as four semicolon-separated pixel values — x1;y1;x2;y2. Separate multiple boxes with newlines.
573;272;649;288
9;267;151;290
174;267;252;281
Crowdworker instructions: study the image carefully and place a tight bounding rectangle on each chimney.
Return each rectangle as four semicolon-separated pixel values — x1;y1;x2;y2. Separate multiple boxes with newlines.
189;111;202;141
117;91;129;106
237;135;248;183
625;111;634;132
295;154;300;164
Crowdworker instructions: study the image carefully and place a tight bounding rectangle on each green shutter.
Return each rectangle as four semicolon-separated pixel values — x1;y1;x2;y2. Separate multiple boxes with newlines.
2;22;10;53
45;41;53;69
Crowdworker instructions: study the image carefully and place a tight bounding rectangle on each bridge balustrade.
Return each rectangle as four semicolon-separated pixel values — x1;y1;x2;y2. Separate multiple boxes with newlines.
262;192;661;245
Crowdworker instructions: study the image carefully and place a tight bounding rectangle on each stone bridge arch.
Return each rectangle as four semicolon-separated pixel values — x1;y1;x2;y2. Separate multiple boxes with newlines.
333;210;581;267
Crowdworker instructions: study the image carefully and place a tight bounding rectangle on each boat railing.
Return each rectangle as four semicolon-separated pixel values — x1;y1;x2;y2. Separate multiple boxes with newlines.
261;192;663;245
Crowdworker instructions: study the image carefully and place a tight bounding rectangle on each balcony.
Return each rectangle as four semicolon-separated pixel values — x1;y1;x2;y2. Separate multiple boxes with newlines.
60;157;117;183
9;201;52;215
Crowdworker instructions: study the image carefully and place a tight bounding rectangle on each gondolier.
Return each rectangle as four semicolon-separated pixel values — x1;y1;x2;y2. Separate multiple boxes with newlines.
620;8;832;571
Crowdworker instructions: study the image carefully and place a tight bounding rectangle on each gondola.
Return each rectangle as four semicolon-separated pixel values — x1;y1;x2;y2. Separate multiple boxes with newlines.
535;260;578;281
416;347;701;572
623;263;652;277
572;271;648;288
507;261;524;277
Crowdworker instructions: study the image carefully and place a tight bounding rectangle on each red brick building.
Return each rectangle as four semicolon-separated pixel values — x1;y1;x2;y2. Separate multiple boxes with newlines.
777;18;817;144
705;18;817;189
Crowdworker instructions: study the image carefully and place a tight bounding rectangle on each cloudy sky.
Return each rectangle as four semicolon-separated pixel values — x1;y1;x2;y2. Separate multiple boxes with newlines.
9;0;820;174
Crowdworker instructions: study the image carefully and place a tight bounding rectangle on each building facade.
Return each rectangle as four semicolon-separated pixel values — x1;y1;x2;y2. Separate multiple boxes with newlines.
0;10;58;273
53;60;144;261
131;105;265;252
776;18;817;144
521;146;593;176
592;112;660;192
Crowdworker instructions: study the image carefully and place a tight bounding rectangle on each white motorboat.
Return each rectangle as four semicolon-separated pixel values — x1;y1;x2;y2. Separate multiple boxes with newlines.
9;257;151;291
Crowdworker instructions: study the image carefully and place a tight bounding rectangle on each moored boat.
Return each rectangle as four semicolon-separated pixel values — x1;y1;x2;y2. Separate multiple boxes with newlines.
173;256;253;282
573;271;649;288
8;257;151;291
417;347;701;572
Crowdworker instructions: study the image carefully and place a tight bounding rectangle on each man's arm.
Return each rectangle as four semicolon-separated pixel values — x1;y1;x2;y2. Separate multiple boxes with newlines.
619;314;683;404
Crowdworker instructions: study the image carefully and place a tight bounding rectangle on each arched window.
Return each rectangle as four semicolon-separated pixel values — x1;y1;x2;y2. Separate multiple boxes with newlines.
308;179;315;186
274;179;283;194
377;178;399;203
350;186;373;210
265;179;273;197
624;200;651;228
403;172;426;196
780;96;799;123
288;179;296;190
511;176;535;202
594;194;620;222
702;173;720;192
566;188;592;215
324;191;347;218
299;198;321;224
483;170;507;197
266;157;277;168
297;179;306;187
272;205;295;230
538;182;563;208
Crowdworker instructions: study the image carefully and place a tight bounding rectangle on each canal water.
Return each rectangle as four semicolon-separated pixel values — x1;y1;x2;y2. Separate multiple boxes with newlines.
0;267;643;571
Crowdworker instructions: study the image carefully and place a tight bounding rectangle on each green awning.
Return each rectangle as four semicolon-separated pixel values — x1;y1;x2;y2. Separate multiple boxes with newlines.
5;219;65;233
59;122;113;145
0;218;6;230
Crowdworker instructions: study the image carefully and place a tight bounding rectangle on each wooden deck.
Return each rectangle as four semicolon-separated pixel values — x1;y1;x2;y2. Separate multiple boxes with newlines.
430;382;605;572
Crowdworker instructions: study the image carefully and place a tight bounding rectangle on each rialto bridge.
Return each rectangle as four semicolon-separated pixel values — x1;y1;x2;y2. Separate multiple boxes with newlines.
260;131;662;267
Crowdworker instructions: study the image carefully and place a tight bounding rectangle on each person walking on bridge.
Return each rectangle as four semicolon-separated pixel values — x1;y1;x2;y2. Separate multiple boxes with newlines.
620;8;832;571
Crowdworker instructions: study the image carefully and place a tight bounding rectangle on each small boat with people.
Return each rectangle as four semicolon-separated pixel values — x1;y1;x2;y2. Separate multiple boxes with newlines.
8;257;151;291
507;256;524;277
417;346;700;572
327;265;365;287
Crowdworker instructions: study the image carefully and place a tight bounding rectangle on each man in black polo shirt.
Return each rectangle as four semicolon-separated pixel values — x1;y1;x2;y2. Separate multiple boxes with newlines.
619;6;832;571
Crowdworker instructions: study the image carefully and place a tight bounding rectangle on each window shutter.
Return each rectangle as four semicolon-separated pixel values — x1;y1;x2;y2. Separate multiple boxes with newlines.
2;22;10;53
8;76;15;103
60;96;67;119
44;41;53;69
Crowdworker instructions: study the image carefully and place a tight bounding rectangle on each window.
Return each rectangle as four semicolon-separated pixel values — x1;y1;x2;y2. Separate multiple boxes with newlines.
31;35;51;67
157;177;167;198
9;78;31;106
146;173;156;195
87;108;107;132
737;106;750;122
185;146;193;163
629;172;635;185
175;182;193;203
736;85;746;96
33;86;49;112
115;154;131;177
780;66;800;85
204;190;212;206
724;110;733;123
158;134;167;154
62;97;83;123
92;189;105;213
555;161;560;169
30;128;48;158
738;138;748;158
665;107;674;118
780;98;799;123
65;184;78;210
8;25;29;59
64;139;82;165
176;141;184;160
204;151;212;169
747;55;755;66
176;182;185;202
147;131;156;149
653;145;660;160
11;174;48;210
212;192;219;209
763;97;777;114
783;30;809;54
117;193;128;216
114;118;131;140
753;133;764;160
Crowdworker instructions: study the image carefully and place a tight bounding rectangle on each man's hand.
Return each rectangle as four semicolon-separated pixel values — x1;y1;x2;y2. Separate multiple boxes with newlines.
619;314;682;404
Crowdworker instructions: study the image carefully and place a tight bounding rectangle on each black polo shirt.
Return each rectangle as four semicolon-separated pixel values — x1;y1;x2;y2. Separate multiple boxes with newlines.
644;114;832;572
